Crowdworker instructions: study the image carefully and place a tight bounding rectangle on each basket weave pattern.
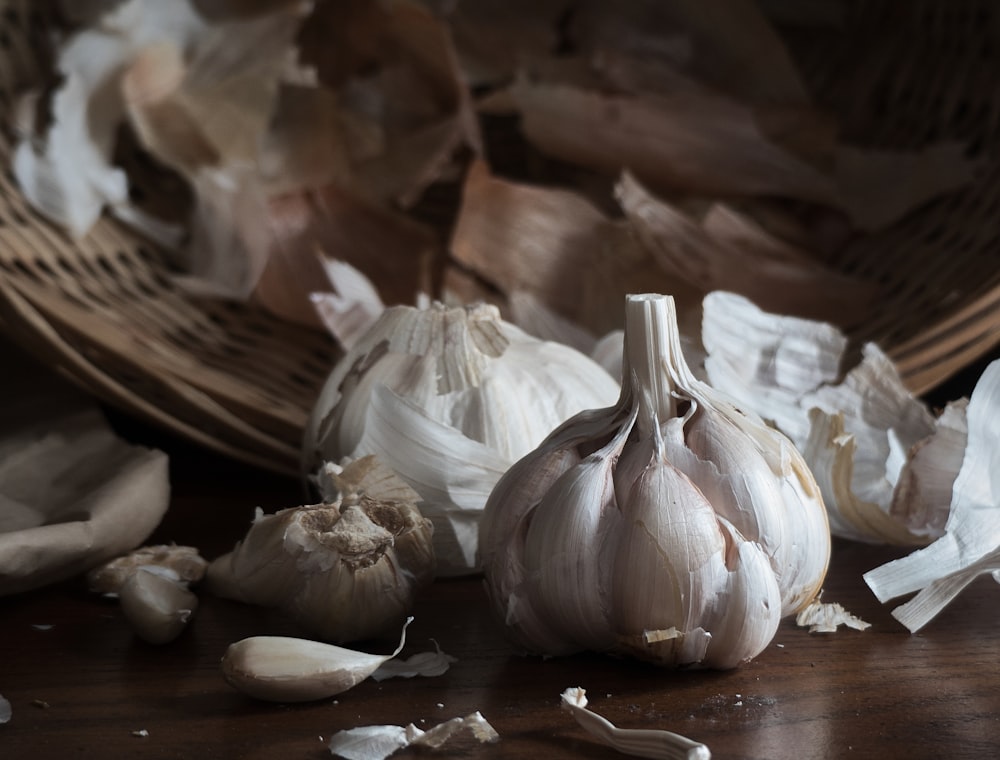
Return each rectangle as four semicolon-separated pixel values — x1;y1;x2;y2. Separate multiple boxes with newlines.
0;1;336;474
1;1;999;471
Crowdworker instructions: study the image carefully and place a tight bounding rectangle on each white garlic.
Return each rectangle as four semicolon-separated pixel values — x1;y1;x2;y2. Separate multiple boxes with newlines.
222;618;412;702
303;301;620;575
207;456;434;643
479;294;830;668
119;568;199;645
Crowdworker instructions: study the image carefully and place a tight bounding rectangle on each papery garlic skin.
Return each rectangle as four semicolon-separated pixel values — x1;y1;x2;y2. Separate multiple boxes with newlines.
207;457;434;643
702;291;963;546
303;301;620;575
480;294;830;668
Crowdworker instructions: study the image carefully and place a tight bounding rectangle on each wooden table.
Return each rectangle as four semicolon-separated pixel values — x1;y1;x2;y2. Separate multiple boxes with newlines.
2;417;998;760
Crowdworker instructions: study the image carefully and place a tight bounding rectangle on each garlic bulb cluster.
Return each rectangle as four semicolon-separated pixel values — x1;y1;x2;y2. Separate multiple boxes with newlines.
479;294;830;668
207;456;434;643
303;301;620;575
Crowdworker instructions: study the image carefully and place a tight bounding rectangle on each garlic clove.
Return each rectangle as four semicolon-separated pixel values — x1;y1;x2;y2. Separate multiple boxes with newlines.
221;618;411;702
522;413;634;654
207;456;434;643
118;568;198;645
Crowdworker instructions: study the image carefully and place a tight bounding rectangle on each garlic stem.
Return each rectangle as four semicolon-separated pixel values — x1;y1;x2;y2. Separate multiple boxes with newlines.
624;294;680;437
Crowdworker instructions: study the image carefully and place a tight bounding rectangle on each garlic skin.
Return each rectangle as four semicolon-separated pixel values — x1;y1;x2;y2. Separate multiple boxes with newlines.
303;301;620;575
207;456;434;643
480;294;830;668
86;544;208;595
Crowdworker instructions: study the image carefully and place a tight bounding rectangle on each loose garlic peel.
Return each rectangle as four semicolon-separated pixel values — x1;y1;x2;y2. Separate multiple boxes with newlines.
207;456;433;643
479;294;830;668
561;687;710;760
304;301;620;575
222;617;413;702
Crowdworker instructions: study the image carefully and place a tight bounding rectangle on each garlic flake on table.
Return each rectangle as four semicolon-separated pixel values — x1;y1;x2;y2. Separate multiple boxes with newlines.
303;301;620;575
207;456;434;643
479;293;830;668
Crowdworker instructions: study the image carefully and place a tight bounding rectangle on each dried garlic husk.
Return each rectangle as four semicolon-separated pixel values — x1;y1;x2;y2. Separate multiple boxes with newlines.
864;360;1000;632
480;294;830;668
560;687;710;760
87;544;207;595
207;456;434;643
702;291;964;545
303;301;620;575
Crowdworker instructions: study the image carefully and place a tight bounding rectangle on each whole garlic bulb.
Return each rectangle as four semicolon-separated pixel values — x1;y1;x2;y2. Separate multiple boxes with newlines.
479;294;830;668
303;301;620;575
207;456;434;643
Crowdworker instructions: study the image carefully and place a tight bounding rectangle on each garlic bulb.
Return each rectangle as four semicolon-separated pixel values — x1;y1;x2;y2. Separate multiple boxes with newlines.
479;293;830;668
303;301;620;575
206;456;434;643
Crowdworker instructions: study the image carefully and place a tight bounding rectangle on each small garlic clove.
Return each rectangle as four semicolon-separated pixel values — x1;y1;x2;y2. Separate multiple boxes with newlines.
207;457;434;643
221;618;411;702
118;568;198;645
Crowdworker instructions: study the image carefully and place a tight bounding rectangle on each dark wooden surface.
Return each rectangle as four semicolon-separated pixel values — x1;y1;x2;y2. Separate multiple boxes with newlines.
2;421;999;760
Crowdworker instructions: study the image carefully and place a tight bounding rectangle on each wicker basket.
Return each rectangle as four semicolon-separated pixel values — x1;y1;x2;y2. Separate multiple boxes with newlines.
1;1;999;474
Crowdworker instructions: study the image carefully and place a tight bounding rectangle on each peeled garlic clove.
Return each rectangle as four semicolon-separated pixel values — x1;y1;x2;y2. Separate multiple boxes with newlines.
222;618;412;702
207;456;434;643
119;568;198;645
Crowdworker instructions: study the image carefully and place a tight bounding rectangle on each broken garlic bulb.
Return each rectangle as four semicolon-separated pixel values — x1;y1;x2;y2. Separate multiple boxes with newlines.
303;301;620;575
479;294;830;668
206;456;433;643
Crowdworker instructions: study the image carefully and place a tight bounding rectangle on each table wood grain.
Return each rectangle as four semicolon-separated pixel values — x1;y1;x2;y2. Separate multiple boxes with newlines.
2;422;998;760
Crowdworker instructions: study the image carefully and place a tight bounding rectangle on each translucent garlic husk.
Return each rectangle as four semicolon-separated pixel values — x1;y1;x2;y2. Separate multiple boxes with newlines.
303;301;620;575
479;294;831;668
207;456;434;643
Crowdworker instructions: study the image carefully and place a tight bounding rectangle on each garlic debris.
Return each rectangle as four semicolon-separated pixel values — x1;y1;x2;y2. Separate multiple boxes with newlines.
560;687;710;760
479;294;830;668
864;359;1000;632
222;618;413;702
87;544;208;595
303;301;620;575
701;291;965;545
207;456;434;643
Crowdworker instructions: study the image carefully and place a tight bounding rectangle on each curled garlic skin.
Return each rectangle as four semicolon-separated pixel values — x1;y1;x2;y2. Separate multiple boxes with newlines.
480;294;830;668
207;456;434;643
